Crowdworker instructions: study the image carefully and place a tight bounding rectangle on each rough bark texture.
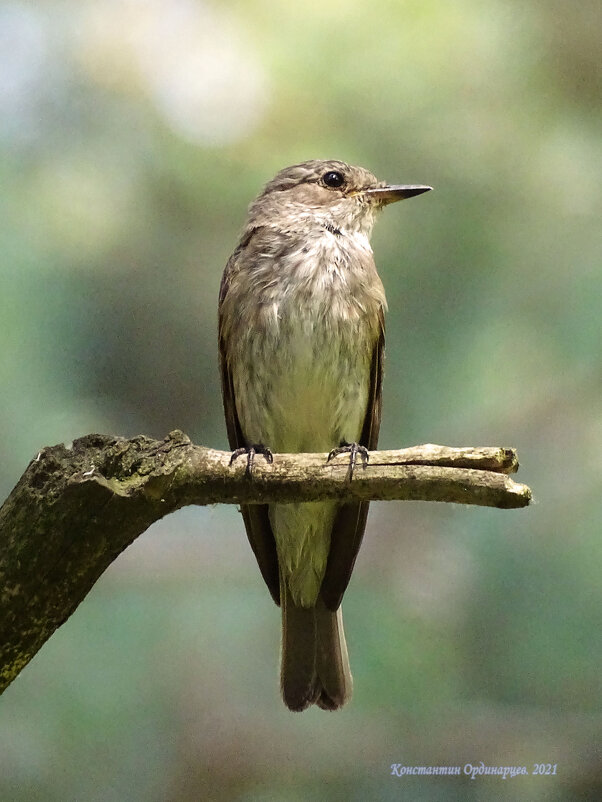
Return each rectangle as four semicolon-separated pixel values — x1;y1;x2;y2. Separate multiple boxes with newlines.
0;430;531;693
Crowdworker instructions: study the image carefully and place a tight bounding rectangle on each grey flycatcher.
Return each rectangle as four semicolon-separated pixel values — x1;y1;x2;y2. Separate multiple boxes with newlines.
218;160;431;711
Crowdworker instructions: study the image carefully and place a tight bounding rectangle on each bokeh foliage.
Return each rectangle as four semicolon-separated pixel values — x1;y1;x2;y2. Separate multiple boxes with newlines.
1;1;600;800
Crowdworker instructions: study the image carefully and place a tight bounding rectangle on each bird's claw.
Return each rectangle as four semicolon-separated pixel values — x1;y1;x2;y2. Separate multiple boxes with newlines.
327;441;369;480
230;444;273;477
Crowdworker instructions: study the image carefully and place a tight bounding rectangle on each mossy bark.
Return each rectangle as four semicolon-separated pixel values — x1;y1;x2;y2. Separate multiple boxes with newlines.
0;430;531;693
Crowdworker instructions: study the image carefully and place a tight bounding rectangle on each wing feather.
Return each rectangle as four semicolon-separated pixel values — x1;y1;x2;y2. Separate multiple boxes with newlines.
320;307;385;611
218;228;280;605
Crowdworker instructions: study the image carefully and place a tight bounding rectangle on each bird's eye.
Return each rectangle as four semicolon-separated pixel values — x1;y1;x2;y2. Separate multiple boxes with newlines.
322;171;345;188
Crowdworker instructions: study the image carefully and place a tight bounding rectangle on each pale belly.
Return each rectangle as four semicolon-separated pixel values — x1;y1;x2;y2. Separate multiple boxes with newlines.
232;312;374;606
233;316;372;453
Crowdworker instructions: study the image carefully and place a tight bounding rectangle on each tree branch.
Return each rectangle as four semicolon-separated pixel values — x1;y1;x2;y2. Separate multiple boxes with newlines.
0;430;531;693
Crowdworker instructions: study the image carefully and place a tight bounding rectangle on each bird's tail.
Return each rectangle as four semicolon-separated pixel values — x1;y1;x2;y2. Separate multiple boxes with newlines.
280;581;352;711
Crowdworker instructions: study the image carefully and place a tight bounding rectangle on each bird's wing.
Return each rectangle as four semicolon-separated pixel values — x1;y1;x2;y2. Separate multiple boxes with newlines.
320;306;385;611
218;229;281;606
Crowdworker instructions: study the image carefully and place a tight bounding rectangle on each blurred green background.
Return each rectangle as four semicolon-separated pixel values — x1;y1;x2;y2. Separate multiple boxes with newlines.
1;0;600;799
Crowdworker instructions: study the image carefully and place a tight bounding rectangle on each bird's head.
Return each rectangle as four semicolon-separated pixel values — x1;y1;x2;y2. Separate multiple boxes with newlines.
247;159;431;236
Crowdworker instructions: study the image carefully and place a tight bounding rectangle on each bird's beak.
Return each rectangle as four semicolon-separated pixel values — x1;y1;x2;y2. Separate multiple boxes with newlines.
364;185;432;204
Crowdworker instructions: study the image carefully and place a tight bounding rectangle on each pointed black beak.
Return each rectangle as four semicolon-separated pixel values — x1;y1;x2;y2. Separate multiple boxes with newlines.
364;185;432;204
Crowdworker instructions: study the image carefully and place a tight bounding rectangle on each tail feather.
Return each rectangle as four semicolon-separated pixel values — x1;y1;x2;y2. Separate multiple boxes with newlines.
280;581;352;712
315;602;352;710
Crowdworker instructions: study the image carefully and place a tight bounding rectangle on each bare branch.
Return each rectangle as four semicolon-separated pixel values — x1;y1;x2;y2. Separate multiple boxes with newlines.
0;430;531;694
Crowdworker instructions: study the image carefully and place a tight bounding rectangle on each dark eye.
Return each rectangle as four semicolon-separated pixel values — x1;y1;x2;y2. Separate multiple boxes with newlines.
322;170;345;188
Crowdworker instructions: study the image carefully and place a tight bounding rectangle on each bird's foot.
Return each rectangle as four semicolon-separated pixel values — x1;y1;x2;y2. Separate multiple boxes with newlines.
327;441;369;481
230;444;273;478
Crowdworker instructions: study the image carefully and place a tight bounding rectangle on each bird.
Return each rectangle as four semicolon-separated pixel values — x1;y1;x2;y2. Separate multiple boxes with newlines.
218;159;431;710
